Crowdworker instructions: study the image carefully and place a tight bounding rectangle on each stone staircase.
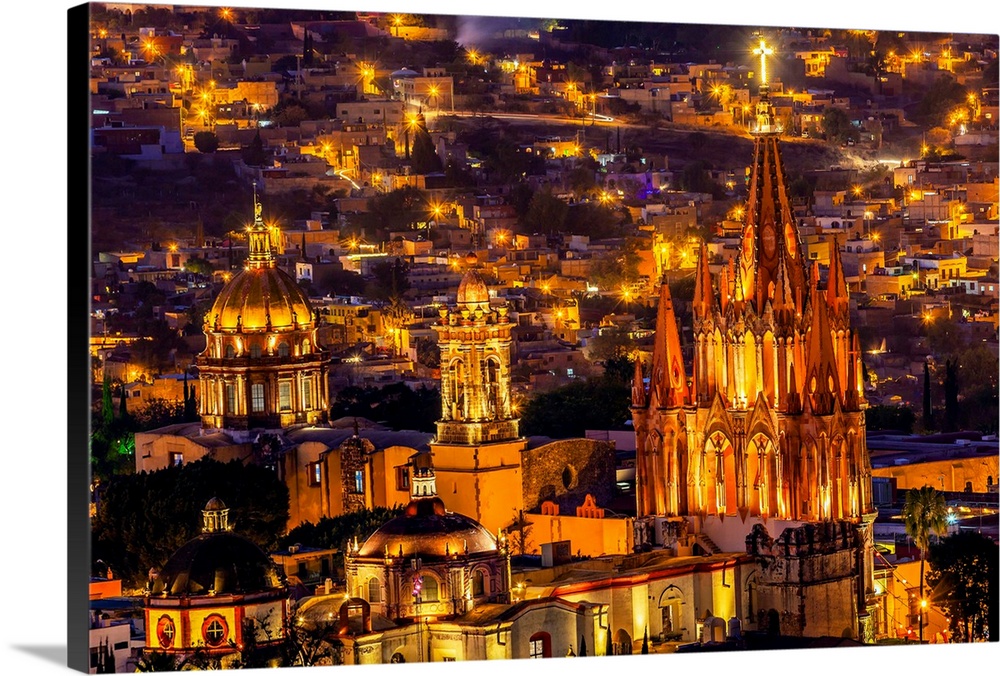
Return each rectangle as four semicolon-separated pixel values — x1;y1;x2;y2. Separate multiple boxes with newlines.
694;532;723;555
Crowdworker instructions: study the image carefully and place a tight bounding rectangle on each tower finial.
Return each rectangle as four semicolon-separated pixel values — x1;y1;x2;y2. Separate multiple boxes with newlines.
247;183;276;269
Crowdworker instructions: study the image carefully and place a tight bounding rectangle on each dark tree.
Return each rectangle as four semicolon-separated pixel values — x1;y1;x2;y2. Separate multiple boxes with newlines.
280;506;404;552
679;159;725;198
926;530;997;643
409;114;443;174
943;359;959;432
183;256;215;276
523;188;568;234
193;131;219;153
913;75;969;127
520;377;631;438
415;337;440;369
864;404;916;433
366;258;411;303
356;186;428;234
821;108;859;145
329;383;440;433
242;129;270;167
91;458;289;587
923;360;934;430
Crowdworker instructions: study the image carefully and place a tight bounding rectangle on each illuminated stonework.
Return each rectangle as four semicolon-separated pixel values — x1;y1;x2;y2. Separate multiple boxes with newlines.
197;187;329;430
631;80;877;640
432;270;518;445
144;498;289;660
344;455;511;622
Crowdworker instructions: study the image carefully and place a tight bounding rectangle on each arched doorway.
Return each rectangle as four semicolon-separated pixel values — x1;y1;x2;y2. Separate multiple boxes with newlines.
612;628;632;655
658;585;684;640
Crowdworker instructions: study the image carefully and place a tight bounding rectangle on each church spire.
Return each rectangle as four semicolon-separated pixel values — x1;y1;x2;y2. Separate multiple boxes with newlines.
826;240;850;317
693;242;714;319
649;282;688;408
719;258;732;314
632;355;647;407
739;34;809;316
804;265;841;415
844;330;864;411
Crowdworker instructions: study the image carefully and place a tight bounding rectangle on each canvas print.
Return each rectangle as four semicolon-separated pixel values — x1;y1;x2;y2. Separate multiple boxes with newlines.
78;2;999;672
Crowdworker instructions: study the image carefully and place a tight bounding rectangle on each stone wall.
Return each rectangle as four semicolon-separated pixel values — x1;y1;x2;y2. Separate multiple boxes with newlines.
521;439;616;513
746;521;862;638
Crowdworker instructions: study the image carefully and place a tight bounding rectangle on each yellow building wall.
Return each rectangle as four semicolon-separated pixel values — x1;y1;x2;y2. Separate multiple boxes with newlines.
431;440;527;535
134;432;249;473
370;446;416;509
145;608;184;650
186;606;239;649
285;441;345;528
528;514;634;557
872;455;998;493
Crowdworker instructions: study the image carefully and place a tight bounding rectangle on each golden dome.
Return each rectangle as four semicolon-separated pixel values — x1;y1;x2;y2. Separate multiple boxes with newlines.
456;270;490;305
356;508;497;561
209;266;313;333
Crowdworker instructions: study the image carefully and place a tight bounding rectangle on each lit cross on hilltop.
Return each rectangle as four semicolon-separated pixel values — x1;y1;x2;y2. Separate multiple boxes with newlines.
753;37;774;85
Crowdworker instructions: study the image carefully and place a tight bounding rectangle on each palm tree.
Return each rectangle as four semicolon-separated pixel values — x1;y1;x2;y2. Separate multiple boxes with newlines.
901;485;948;642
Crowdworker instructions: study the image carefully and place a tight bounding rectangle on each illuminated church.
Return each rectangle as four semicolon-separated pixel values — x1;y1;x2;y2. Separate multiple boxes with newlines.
629;45;878;642
197;185;329;432
136;200;623;556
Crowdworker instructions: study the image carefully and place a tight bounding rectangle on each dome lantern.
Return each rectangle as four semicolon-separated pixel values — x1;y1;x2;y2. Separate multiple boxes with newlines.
246;182;279;270
202;497;230;533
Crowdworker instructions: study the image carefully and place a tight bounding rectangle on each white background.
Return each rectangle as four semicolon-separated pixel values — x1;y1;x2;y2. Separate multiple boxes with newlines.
3;1;997;675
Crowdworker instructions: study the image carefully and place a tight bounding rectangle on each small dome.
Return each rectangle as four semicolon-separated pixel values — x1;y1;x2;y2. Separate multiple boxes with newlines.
356;509;497;561
152;531;284;596
456;270;490;305
391;68;419;79
204;497;227;511
209;266;313;333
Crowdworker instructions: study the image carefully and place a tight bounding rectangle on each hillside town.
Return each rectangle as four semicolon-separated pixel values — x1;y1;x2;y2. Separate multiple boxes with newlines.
82;4;998;673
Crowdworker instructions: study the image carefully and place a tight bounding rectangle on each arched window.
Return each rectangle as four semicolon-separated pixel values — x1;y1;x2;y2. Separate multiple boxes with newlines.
277;342;290;358
528;632;551;658
224;344;235;359
367;577;381;603
420;576;439;602
249;343;262;359
302;339;311;355
472;569;485;597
